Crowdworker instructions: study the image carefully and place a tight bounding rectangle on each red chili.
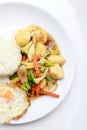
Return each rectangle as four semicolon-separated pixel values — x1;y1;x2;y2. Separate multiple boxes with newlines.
32;54;41;78
15;81;21;88
22;55;27;61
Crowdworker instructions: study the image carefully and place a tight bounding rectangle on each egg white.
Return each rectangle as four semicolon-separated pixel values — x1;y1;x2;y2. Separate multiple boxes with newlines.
0;83;29;124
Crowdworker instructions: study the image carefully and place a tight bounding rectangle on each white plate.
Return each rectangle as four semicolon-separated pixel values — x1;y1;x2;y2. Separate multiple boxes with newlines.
0;3;76;124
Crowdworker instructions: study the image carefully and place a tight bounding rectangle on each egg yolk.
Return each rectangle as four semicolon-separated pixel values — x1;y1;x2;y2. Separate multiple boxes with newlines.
0;88;13;101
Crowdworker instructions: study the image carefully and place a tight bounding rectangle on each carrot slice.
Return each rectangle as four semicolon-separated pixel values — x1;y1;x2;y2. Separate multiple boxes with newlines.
32;54;41;78
31;85;36;97
15;81;21;88
39;89;60;98
32;54;41;61
30;83;59;98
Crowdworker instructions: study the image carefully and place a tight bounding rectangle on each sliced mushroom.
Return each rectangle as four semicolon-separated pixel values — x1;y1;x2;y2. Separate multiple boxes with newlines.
21;41;32;54
35;42;46;57
17;65;28;83
15;29;30;47
40;79;47;89
39;57;46;65
47;55;65;66
49;64;64;79
43;80;58;92
27;25;39;33
34;29;47;44
28;44;35;61
32;34;36;44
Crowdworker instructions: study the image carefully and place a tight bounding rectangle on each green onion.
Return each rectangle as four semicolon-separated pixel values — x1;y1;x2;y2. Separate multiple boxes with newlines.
45;60;54;67
28;70;37;84
28;68;49;84
23;82;31;91
46;75;52;81
22;85;28;92
29;81;33;86
28;70;34;81
9;73;17;80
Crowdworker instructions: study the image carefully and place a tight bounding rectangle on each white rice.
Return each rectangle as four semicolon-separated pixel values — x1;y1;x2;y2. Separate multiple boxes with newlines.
0;36;22;77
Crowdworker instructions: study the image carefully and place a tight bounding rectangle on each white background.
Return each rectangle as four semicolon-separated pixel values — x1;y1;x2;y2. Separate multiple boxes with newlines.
0;0;86;129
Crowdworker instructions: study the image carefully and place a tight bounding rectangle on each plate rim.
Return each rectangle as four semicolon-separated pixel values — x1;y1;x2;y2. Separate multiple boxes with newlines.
0;2;76;124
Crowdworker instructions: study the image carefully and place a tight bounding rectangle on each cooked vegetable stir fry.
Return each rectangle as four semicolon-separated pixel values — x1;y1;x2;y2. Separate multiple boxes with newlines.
9;25;66;98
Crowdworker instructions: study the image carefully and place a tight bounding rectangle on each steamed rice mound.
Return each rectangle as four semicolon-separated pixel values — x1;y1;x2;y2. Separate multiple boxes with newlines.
0;37;22;77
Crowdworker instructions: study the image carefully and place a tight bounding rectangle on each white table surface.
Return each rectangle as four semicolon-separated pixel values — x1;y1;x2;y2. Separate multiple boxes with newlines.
0;0;86;129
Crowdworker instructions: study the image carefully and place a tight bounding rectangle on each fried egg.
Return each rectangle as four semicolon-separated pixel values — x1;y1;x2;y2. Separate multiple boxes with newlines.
0;83;29;124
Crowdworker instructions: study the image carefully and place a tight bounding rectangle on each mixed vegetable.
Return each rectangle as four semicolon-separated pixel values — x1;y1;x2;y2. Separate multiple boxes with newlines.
9;25;65;98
